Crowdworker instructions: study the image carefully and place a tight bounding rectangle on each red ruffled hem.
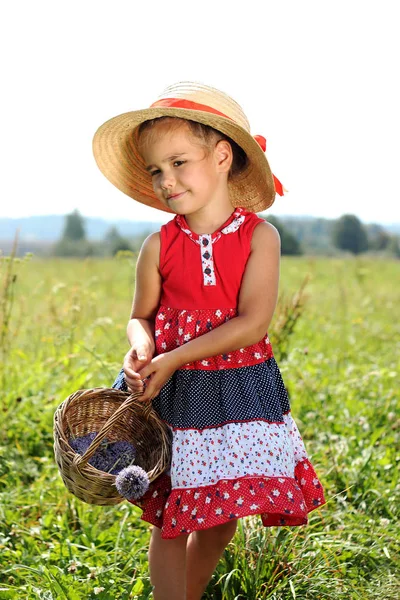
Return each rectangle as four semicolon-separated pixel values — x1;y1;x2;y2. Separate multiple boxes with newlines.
129;459;326;539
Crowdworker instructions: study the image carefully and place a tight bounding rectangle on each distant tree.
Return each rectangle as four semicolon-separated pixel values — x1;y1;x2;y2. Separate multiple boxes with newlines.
62;209;86;241
52;209;91;256
332;214;368;254
365;223;390;251
387;235;400;258
105;226;132;255
53;238;94;257
265;215;303;255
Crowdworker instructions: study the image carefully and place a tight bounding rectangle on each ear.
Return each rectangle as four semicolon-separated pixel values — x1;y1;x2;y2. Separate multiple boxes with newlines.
214;139;233;174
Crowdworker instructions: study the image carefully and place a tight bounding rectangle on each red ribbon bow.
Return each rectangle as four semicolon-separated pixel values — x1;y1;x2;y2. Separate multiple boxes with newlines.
253;135;285;196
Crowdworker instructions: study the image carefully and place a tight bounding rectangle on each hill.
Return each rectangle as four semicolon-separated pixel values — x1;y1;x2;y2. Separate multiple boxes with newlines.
0;215;163;242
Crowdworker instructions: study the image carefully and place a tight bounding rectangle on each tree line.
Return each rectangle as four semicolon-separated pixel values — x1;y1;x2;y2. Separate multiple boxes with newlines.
53;210;400;258
53;210;148;257
267;214;399;257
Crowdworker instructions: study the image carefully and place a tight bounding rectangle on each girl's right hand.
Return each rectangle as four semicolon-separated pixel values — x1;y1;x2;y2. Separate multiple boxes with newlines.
123;345;153;394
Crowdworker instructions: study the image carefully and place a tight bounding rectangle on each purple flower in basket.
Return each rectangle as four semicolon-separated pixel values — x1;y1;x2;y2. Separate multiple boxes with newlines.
107;441;138;474
115;465;150;500
69;433;136;474
69;432;97;455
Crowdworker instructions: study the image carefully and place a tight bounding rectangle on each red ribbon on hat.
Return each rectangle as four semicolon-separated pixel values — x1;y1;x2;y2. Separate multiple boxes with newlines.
253;135;285;196
151;98;285;196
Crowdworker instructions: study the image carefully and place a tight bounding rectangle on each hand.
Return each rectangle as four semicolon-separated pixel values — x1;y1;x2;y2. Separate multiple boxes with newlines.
123;344;153;394
137;352;179;402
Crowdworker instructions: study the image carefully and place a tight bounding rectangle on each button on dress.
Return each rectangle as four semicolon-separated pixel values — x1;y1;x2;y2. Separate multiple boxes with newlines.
113;207;326;539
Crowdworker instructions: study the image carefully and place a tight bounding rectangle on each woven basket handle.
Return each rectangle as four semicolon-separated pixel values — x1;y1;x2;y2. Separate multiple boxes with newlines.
75;392;152;468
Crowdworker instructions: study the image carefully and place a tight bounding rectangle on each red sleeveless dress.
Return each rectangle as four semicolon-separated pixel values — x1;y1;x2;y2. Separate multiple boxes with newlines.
113;207;326;539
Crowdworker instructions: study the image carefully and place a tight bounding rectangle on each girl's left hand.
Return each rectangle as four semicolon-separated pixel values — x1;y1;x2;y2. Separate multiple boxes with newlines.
137;352;179;402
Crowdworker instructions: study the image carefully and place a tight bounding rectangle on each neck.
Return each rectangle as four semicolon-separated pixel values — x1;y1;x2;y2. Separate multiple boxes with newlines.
184;198;235;235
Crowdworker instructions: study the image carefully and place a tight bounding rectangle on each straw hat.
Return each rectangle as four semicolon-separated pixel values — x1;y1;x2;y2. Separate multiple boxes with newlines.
93;82;284;214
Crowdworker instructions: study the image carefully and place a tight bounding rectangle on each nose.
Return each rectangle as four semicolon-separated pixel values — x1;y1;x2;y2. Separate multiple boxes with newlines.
160;169;176;191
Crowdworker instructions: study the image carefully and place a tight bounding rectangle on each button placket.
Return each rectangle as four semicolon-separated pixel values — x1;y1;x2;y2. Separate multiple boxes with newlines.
175;209;246;288
199;234;215;286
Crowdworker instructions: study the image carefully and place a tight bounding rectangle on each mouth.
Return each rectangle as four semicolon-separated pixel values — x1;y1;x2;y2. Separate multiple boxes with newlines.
166;191;186;202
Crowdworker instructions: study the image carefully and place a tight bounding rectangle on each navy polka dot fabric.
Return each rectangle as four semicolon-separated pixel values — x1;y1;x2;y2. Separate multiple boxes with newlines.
112;358;290;429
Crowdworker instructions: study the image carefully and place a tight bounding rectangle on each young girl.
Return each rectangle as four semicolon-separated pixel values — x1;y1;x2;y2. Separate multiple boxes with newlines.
93;82;326;600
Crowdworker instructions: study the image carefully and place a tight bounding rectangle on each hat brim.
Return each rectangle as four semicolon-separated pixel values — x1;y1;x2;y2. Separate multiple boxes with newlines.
93;107;276;213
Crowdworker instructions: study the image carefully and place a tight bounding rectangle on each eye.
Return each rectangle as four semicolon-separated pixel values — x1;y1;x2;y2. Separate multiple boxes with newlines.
173;160;185;167
149;169;161;177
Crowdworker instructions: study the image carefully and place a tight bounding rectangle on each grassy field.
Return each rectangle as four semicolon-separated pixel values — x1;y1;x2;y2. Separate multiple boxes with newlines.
0;254;399;599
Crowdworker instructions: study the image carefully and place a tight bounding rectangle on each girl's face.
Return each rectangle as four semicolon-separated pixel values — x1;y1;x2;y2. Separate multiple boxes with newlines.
140;121;232;216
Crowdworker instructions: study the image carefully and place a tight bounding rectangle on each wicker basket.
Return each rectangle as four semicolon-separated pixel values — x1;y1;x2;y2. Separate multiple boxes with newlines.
53;387;172;505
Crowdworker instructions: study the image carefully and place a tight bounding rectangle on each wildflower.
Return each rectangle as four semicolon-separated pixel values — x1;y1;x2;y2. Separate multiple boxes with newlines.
115;465;150;500
68;561;79;573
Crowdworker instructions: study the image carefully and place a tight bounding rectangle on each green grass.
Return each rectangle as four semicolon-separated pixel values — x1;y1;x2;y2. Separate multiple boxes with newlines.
0;254;399;599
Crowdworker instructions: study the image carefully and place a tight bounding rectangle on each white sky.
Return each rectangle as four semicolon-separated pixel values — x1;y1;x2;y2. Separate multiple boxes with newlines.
1;0;399;225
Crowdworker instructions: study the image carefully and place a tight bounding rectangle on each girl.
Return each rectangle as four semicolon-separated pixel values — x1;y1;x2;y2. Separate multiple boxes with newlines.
93;82;326;600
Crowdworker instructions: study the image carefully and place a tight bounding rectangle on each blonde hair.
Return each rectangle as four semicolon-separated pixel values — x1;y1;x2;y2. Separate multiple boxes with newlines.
137;117;248;179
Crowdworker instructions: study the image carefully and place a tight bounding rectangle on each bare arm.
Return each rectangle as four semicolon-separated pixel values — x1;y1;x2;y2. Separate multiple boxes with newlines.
123;232;162;391
138;221;281;400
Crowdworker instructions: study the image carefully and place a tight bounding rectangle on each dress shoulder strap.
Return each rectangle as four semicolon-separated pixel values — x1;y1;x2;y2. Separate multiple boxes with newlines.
240;210;266;242
159;217;180;272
